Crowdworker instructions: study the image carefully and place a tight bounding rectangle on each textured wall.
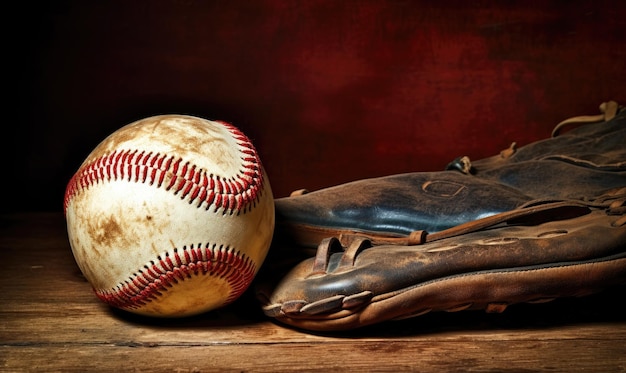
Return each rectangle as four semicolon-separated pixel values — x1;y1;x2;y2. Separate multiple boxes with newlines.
6;0;626;212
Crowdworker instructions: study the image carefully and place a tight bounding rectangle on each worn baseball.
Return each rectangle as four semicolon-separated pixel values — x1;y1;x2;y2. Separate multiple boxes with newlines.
64;115;274;317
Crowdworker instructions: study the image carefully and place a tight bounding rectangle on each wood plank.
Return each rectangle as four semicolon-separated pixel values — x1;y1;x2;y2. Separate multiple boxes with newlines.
1;213;626;372
3;302;625;343
2;341;626;373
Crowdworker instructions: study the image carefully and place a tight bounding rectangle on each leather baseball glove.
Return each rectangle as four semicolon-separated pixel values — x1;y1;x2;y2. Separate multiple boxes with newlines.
272;101;625;249
257;101;626;331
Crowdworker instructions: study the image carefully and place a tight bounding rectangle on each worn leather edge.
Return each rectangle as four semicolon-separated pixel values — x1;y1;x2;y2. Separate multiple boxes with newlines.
267;255;626;331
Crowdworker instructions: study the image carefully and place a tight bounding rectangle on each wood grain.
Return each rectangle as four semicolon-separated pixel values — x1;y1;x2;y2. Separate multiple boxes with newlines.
1;213;625;372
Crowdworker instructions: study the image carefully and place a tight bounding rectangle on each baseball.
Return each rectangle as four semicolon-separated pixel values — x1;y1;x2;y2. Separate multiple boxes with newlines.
64;115;275;317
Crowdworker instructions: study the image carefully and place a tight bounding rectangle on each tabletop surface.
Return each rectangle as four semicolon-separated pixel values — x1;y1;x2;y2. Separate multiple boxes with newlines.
1;212;625;372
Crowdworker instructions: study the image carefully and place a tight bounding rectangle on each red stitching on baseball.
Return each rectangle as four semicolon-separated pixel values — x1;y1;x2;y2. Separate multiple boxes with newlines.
94;243;257;311
63;122;264;215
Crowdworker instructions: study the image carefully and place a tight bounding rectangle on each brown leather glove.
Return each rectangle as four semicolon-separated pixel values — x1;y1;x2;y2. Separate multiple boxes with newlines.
258;195;626;331
257;102;626;331
272;101;625;249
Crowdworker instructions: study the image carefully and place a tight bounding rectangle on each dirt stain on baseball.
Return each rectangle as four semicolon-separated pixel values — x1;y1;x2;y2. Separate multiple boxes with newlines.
89;215;124;251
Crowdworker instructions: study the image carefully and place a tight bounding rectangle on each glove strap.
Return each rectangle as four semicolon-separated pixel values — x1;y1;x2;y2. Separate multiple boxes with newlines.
551;100;620;137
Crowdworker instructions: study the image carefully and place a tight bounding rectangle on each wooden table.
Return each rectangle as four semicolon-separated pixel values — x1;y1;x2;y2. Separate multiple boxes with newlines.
1;213;625;372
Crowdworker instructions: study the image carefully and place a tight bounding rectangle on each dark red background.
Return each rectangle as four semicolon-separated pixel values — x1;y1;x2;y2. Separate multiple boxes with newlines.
6;0;626;212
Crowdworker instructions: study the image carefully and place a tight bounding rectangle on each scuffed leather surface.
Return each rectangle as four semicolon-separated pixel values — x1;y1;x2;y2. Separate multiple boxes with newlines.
259;204;626;331
275;109;626;244
276;172;531;235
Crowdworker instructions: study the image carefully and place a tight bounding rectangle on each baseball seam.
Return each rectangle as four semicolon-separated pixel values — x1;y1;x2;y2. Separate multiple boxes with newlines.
95;243;257;310
63;121;264;215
